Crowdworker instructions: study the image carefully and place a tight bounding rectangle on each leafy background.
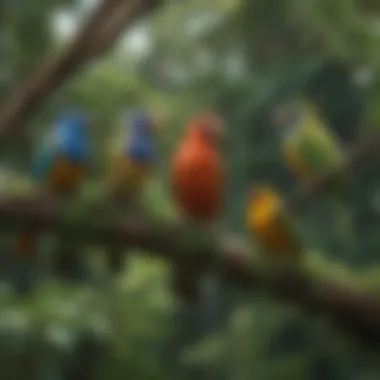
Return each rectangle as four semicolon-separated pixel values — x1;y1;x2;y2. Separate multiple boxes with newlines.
1;0;380;379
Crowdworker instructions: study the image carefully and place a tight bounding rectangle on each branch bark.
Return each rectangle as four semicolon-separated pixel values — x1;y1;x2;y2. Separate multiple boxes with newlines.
0;0;161;140
0;195;380;346
83;0;162;60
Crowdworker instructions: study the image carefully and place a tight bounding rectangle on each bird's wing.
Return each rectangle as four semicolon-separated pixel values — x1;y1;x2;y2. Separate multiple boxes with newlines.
298;122;343;175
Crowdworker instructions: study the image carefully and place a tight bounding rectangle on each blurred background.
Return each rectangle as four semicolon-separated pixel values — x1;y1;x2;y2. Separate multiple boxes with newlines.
1;0;380;379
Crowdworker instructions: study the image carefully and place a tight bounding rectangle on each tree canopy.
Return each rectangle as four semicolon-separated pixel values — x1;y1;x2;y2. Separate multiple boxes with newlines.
1;0;380;379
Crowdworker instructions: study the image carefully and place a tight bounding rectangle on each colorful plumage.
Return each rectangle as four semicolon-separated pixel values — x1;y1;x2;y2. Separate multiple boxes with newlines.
171;113;224;225
32;112;90;194
105;108;159;278
272;99;345;190
107;109;158;202
272;98;355;257
245;186;302;262
170;112;225;302
12;110;91;292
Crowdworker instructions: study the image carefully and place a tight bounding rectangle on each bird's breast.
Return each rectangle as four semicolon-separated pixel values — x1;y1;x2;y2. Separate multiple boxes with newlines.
172;145;223;221
47;156;85;194
250;202;296;255
107;154;151;200
125;134;155;164
284;140;312;181
61;131;88;162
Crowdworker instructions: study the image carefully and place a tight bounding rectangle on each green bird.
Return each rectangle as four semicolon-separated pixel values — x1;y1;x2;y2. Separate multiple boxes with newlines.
271;98;356;260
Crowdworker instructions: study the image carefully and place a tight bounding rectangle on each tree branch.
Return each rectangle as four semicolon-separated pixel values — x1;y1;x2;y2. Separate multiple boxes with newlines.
82;0;163;60
0;0;161;141
0;0;378;348
0;195;380;346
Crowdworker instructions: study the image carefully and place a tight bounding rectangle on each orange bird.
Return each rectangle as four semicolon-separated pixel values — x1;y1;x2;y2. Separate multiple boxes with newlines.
171;112;224;303
171;113;225;226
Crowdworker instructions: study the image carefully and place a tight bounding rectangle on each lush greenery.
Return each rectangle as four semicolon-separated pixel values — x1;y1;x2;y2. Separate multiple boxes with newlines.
1;0;380;379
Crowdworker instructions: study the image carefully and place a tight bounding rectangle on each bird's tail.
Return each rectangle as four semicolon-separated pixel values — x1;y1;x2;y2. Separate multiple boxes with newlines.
13;229;38;259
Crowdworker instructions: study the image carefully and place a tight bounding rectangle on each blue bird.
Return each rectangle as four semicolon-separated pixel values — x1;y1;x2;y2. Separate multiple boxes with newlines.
107;108;158;201
11;110;91;295
104;108;160;281
32;111;90;192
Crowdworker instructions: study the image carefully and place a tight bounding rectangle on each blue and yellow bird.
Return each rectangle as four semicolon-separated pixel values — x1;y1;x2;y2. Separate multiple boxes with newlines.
11;110;91;293
31;111;90;195
104;108;159;279
107;109;158;202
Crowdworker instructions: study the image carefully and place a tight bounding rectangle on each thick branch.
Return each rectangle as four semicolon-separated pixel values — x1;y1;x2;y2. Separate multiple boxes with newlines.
82;0;162;60
0;0;161;140
0;0;378;344
0;196;380;346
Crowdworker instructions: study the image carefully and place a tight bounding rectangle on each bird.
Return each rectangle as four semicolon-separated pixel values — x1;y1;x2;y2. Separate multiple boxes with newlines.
245;185;302;263
170;112;225;302
11;110;91;294
271;98;356;259
272;98;345;185
104;108;160;283
171;112;224;225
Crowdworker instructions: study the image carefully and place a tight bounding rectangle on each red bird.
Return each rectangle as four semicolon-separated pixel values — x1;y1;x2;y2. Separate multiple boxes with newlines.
171;113;225;225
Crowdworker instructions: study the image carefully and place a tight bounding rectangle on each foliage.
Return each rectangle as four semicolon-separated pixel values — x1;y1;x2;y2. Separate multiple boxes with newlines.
1;0;380;379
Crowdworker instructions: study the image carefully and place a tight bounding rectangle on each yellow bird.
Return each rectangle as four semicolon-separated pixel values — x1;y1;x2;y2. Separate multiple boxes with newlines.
245;186;302;262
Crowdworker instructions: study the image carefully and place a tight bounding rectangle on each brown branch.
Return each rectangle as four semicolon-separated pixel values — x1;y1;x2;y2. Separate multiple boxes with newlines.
82;0;162;60
0;0;161;140
0;127;379;344
0;0;378;345
0;195;380;346
0;126;379;346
